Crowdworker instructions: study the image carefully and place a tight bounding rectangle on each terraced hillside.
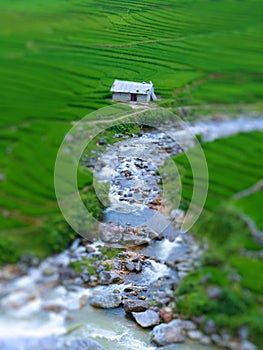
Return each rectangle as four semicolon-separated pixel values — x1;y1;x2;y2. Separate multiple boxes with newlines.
0;0;263;258
173;132;263;345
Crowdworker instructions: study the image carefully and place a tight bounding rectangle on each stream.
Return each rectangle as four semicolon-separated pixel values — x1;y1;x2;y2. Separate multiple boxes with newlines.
0;115;263;350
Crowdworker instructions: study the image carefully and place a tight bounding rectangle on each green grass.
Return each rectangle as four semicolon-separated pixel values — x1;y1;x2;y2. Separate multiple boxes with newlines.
232;190;263;230
174;132;263;214
0;0;263;261
173;132;263;345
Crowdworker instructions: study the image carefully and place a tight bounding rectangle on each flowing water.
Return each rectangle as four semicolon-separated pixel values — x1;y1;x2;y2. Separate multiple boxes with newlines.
1;115;263;349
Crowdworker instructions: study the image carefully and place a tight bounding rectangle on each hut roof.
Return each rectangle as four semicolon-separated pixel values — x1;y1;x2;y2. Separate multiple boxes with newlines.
110;80;153;95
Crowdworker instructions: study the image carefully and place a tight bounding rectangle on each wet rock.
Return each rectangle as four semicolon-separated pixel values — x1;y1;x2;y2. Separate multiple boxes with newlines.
80;273;90;283
100;228;122;243
1;290;36;310
98;138;106;145
20;254;40;267
200;335;211;345
159;308;173;323
124;286;141;293
125;261;135;271
123;299;150;312
204;319;217;334
99;271;122;285
211;333;222;345
228;272;241;283
86;246;96;253
134;261;143;272
122;234;149;246
206;286;222;299
59;267;76;281
132;310;160;328
238;325;249;340
151;320;185;346
182;320;197;331
187;330;202;341
43;304;64;313
89;292;122;309
240;340;257;350
192;315;205;326
42;267;56;277
113;260;122;270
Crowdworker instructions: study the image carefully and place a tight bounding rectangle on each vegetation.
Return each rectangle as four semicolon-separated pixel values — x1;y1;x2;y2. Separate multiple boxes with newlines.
173;133;263;345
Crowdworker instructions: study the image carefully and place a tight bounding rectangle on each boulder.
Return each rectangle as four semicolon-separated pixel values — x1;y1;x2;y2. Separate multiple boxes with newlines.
99;271;122;285
151;320;185;346
132;310;160;328
89;292;122;309
123;299;150;312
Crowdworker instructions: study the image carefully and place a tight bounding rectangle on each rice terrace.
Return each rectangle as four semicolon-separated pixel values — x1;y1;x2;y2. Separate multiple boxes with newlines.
0;1;263;349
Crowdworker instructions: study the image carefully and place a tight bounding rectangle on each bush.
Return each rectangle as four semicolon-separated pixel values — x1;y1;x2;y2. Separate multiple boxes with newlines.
41;216;75;255
0;238;19;265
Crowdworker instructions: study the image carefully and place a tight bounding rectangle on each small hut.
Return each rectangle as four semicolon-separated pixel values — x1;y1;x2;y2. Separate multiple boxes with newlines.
110;80;157;103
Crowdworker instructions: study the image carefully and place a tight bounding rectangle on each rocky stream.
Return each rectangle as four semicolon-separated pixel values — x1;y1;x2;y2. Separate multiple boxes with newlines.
1;115;263;350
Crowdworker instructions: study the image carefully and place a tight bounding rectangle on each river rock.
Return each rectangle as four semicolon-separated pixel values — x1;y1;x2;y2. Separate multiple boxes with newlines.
187;330;202;341
99;228;122;243
159;308;173;323
238;325;249;340
182;320;197;331
239;340;257;350
132;310;160;328
42;267;57;277
204;319;217;334
125;261;135;271
206;286;222;299
134;261;143;272
151;320;185;346
99;271;122;285
123;299;150;312
200;335;211;345
122;234;149;246
211;333;222;345
89;292;122;309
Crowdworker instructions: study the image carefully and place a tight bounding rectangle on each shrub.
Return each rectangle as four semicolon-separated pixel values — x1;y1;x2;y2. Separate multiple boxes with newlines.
0;238;19;265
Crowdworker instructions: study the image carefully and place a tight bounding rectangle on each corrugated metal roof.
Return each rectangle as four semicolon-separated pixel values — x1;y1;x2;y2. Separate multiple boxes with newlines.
110;80;153;94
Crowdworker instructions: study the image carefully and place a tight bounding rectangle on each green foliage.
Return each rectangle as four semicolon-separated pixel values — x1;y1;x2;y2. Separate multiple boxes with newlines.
41;216;75;255
232;189;263;230
0;238;19;265
176;292;212;317
100;247;123;259
69;258;96;275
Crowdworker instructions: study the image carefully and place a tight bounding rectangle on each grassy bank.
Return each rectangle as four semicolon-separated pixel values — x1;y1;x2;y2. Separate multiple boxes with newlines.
173;132;263;345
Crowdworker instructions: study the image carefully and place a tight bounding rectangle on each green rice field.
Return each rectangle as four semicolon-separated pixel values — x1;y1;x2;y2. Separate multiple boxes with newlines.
173;132;263;345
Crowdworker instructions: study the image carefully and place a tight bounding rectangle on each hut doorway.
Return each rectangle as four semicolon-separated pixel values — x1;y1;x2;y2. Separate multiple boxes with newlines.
130;93;137;102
